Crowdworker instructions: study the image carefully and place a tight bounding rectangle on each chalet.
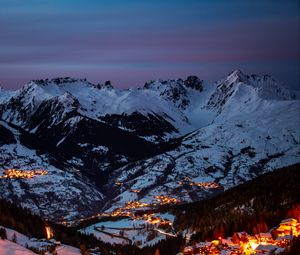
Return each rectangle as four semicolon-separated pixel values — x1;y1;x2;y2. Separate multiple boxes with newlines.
246;235;259;250
221;238;234;246
196;242;210;253
280;218;297;226
182;218;299;255
220;250;234;255
254;244;283;254
183;245;194;255
207;243;219;254
232;232;248;244
255;233;273;244
275;218;300;237
227;244;242;254
275;235;293;247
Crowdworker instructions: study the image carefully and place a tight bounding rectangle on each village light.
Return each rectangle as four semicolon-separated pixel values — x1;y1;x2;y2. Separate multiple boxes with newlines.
183;218;300;255
0;169;48;179
45;225;53;240
249;240;259;250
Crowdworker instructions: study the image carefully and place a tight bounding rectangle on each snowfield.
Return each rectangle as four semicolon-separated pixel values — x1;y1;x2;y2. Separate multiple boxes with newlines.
0;70;299;223
0;240;36;255
80;216;171;247
0;225;80;255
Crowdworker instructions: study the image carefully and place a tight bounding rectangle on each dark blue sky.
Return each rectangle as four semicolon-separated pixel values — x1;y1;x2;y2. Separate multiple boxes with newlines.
0;0;299;90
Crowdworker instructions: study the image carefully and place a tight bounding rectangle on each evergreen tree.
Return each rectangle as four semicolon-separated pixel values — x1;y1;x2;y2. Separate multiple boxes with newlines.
0;228;7;239
11;232;17;243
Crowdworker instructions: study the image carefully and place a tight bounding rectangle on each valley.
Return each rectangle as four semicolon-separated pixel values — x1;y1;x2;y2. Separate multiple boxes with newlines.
0;70;299;254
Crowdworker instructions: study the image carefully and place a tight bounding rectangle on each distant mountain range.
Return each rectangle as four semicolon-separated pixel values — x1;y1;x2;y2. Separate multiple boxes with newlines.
0;70;299;222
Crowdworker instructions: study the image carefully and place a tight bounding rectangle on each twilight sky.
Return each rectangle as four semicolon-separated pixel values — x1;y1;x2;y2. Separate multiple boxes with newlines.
0;0;299;90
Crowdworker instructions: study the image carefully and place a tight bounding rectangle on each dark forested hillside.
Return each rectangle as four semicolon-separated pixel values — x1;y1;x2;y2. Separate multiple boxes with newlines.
0;198;141;254
0;197;183;255
0;199;45;238
1;164;299;255
173;163;300;242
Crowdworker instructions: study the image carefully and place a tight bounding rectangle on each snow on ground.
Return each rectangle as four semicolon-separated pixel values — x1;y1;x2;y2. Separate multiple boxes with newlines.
0;78;191;134
0;225;80;255
56;245;80;255
87;231;126;245
81;219;131;245
0;225;52;251
0;122;104;222
1;70;299;228
81;217;169;247
139;235;166;248
0;239;36;255
154;213;175;222
106;77;300;213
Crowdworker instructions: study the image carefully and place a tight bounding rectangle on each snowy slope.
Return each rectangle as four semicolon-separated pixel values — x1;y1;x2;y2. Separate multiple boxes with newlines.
80;215;174;247
0;70;299;222
0;120;104;222
0;240;36;255
0;77;190;138
1;71;297;139
102;71;300;212
0;225;81;255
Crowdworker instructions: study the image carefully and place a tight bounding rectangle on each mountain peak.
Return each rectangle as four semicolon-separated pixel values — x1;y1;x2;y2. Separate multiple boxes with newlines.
143;76;203;92
226;70;278;86
95;80;114;90
226;69;249;84
220;70;297;101
184;75;203;91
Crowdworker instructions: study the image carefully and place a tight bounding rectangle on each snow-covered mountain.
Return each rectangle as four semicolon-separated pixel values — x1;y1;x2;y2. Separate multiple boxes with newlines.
0;120;105;222
0;70;299;221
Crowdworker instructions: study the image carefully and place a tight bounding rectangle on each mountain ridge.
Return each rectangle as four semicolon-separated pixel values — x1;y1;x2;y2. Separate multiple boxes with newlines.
0;69;299;222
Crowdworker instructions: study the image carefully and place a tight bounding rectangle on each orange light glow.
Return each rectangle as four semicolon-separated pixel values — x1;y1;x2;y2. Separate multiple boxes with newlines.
0;169;48;179
183;218;300;255
45;225;53;240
